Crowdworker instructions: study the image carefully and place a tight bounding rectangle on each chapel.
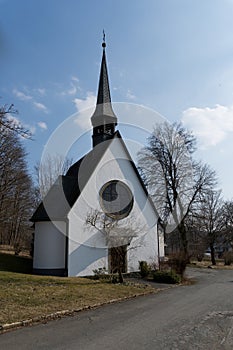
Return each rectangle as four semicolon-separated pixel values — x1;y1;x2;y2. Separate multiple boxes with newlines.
31;39;164;276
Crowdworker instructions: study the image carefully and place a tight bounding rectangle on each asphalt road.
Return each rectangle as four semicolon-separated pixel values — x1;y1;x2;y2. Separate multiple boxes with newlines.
1;268;233;350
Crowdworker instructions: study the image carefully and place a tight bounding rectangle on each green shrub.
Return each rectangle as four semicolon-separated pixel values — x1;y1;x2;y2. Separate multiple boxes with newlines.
223;251;233;266
92;267;107;280
153;271;181;284
92;268;121;283
196;253;204;262
139;261;150;278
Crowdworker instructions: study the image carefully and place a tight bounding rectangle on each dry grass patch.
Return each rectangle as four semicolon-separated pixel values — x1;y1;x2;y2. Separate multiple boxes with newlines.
0;271;154;325
190;259;233;269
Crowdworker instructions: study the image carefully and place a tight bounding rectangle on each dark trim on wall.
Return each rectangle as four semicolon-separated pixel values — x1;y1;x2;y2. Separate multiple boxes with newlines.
65;219;69;274
33;268;67;277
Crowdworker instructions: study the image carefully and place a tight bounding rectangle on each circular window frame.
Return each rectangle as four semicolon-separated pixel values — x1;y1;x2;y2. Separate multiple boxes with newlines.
99;180;134;220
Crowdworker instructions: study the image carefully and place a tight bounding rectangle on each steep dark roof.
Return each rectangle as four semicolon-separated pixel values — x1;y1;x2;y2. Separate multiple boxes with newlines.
96;48;111;105
31;176;80;222
31;132;158;222
91;45;117;127
31;136;113;222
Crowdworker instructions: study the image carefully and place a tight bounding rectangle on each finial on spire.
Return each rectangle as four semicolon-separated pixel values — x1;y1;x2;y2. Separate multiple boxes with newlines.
102;30;106;48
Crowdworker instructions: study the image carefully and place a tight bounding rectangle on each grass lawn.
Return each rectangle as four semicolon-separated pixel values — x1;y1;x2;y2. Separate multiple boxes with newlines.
0;252;33;274
0;253;154;326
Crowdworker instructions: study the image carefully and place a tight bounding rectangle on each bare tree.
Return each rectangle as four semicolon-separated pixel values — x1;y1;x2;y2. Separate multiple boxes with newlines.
138;122;217;257
192;190;224;265
221;200;233;250
35;154;73;199
0;104;31;138
184;217;207;261
86;210;145;282
0;118;34;252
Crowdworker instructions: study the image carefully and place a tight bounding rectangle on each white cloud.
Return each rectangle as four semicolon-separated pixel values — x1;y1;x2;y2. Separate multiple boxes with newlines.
71;76;79;83
73;92;96;130
73;92;96;112
37;121;47;130
182;104;233;148
29;125;36;135
126;89;136;100
13;88;32;101
60;84;77;96
13;87;48;115
7;114;35;136
60;76;81;96
37;88;46;96
67;83;77;95
33;101;48;113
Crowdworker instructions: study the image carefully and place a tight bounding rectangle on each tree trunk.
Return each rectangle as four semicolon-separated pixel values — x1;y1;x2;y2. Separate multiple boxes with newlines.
210;243;216;265
118;269;124;284
178;221;188;258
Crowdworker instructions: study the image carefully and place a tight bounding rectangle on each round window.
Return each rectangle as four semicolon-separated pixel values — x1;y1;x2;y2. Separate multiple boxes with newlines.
99;180;134;219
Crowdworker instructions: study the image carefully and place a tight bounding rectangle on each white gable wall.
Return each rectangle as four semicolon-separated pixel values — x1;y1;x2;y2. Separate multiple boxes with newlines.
68;138;159;276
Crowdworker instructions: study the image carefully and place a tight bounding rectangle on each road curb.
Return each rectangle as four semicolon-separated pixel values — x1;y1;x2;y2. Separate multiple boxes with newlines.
0;286;177;334
0;280;182;334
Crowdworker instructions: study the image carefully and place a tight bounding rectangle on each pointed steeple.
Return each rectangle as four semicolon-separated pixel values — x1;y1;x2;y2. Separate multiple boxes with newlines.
91;33;117;147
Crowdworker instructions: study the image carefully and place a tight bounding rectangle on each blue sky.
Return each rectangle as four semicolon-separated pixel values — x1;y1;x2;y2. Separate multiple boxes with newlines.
1;0;233;199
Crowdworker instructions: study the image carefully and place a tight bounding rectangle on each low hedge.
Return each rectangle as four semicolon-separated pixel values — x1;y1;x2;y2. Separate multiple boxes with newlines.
139;261;150;278
153;270;181;284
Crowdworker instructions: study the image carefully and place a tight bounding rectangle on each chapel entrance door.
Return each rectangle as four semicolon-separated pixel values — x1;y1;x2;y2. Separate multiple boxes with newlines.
109;246;127;274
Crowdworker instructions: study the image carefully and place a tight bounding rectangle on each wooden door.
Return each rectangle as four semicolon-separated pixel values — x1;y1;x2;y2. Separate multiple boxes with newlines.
109;246;127;273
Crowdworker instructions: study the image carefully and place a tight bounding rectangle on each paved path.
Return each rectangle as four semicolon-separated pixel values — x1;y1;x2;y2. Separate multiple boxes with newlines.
1;268;233;349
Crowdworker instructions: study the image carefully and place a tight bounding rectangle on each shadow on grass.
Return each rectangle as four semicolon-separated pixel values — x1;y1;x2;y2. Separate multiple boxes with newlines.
0;252;33;274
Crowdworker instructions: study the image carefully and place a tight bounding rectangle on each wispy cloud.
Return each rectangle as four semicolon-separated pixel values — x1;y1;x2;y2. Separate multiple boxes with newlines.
28;125;36;135
60;76;81;96
36;88;46;96
7;114;35;136
71;76;79;83
13;87;48;114
182;104;233;148
33;101;48;113
73;92;96;130
13;88;32;101
67;84;77;96
126;89;136;100
37;121;48;130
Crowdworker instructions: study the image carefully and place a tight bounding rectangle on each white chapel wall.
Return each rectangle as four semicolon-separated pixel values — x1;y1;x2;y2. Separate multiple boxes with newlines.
68;137;159;276
33;221;66;270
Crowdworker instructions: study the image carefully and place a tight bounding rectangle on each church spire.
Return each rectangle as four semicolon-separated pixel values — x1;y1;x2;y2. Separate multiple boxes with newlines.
91;33;117;148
